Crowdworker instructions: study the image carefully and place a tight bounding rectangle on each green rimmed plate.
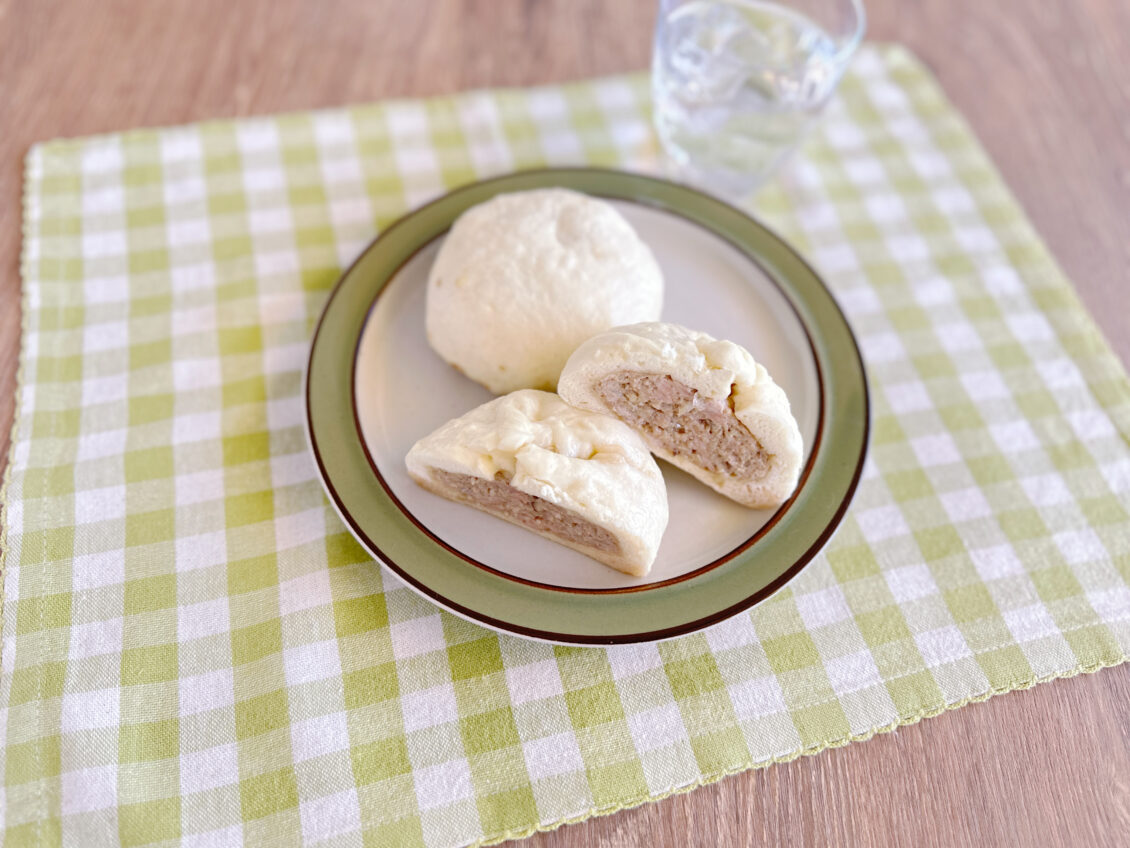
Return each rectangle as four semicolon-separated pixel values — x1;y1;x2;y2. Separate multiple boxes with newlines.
305;168;868;644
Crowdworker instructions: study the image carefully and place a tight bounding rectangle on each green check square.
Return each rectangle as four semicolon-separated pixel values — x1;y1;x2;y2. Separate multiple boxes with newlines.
214;235;253;261
235;689;290;739
126;508;175;546
208;191;246;215
121;643;178;686
37;355;82;383
228;553;278;595
343;662;399;709
448;636;504;681
351;735;411;785
856;607;913;645
124;573;177;615
223;376;267;408
19;526;74;565
886;469;933;502
223;431;271;466
998;508;1047;542
240;768;300;820
31;409;80;439
460;706;520;755
325;531;373;567
885;669;944;716
225;490;275;528
587;760;647;807
690;726;749;773
6;735;61;785
1031;565;1084;601
128;394;174;426
38;305;84;330
362;818;425;848
8;819;61;848
334;594;389;637
15;593;72;634
119;797;181;847
664;654;726;700
9;661;65;707
477;786;539;835
219;326;263;356
128;248;169;275
129;338;172;370
915;526;965;561
945;585;998;623
826;543;881;582
762;632;822;674
120;718;179;762
125;446;174;483
791;701;852;749
564;682;626;729
232;618;282;665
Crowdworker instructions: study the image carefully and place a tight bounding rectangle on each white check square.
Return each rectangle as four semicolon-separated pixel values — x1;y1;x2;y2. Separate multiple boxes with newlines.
180;742;239;795
74;485;126;525
606;641;663;679
178;597;230;641
61;687;119;733
401;683;459;733
414;759;474;811
390;614;446;660
505;658;563;705
292;711;350;762
73;550;125;591
61;765;117;815
824;650;882;695
855;504;911;542
915;625;972;667
939;487;993;523
627;703;687;754
284;639;342;686
1003;604;1060;644
970;544;1025;582
179;668;235;716
301;788;361;844
1054;529;1107;566
523;731;585;781
729;675;787;720
884;563;938;603
795;586;852;631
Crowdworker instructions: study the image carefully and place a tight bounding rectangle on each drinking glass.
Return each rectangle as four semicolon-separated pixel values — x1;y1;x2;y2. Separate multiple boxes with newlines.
652;0;865;198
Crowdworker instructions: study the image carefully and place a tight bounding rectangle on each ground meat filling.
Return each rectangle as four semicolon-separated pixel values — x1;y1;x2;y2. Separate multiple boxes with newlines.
431;469;621;554
596;371;770;480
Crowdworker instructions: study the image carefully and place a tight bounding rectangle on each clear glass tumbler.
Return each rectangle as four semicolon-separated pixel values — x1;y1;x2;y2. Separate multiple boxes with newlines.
652;0;865;198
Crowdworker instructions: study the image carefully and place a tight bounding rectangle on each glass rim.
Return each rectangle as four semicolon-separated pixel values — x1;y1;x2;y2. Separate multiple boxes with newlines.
658;0;869;66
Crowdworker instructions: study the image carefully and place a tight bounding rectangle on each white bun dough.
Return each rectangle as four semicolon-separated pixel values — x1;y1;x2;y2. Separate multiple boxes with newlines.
426;189;663;394
405;390;668;576
558;322;804;508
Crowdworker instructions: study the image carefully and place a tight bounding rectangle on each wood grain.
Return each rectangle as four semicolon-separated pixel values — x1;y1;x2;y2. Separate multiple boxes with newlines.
1;1;1128;845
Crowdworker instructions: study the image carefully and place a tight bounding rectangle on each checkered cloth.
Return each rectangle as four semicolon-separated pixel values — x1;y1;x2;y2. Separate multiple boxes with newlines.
5;44;1130;847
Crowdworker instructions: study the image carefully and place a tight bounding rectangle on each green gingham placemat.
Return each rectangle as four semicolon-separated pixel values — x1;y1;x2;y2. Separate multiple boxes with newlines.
5;44;1130;847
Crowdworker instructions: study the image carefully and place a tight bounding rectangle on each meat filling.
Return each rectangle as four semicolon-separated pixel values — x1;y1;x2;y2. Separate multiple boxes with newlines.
431;469;621;554
596;371;770;479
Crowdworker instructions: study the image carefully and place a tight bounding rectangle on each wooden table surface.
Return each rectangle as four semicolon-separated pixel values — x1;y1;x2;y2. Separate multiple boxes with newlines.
2;1;1128;845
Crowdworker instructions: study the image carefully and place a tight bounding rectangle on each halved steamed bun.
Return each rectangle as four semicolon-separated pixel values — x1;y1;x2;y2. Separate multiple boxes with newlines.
405;390;669;576
557;322;804;509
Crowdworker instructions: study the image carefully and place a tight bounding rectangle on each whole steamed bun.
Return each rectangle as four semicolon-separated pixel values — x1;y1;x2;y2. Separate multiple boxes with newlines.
425;188;664;394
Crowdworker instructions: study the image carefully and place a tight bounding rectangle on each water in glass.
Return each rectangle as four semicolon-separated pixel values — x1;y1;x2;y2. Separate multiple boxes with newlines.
653;0;857;197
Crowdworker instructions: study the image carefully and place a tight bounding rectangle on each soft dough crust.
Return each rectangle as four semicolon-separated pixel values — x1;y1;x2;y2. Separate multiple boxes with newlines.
425;189;663;394
405;390;669;576
557;322;804;508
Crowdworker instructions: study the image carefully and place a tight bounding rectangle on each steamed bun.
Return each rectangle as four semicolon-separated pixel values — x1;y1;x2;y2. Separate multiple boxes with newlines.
425;188;663;394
